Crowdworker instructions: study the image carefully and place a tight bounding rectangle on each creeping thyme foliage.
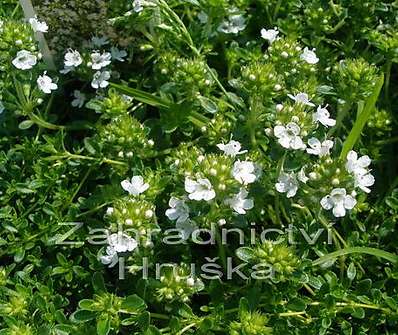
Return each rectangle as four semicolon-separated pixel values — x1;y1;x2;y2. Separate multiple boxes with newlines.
1;0;398;334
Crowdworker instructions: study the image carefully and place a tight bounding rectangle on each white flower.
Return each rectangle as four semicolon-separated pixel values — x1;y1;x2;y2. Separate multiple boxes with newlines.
274;122;306;150
0;101;4;114
354;173;375;193
313;105;336;127
345;150;371;177
90;51;112;70
176;219;197;240
91;71;110;89
345;150;374;193
320;188;357;217
306;138;333;157
287;92;315;107
298;167;309;183
232;160;257;185
217;14;246;34
71;90;86;108
29;17;48;33
64;49;82;67
121;175;149;195
12;50;37;70
110;47;127;62
185;177;216;201
133;0;144;12
260;27;279;43
100;233;137;266
165;197;189;223
275;172;298;198
225;188;254;214
217;140;247;157
37;72;57;94
300;47;319;64
91;36;109;47
197;11;208;24
108;233;137;252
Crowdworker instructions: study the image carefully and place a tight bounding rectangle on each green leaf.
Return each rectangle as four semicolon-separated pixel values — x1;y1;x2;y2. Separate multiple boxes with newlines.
110;83;172;109
198;96;218;114
137;311;150;330
56;252;68;266
347;262;356;280
312;247;398;266
78;299;97;311
287;298;307;312
70;310;96;323
351;307;365;319
340;74;384;159
144;326;162;335
18;120;34;130
178;304;194;319
239;297;250;317
84;137;97;155
52;267;68;275
236;247;255;263
120;295;146;313
97;315;111;335
92;272;106;293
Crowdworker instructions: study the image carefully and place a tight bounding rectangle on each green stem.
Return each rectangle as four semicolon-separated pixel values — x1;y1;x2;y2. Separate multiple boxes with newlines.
274;153;287;226
312;247;398;266
45;152;128;167
62;166;93;213
150;313;170;320
385;59;392;103
176;323;197;335
328;102;351;137
273;0;282;21
28;111;65;130
215;227;227;270
157;0;233;106
309;301;391;313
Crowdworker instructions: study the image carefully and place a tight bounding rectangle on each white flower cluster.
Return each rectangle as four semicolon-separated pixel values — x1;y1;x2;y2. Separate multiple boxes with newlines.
319;151;375;217
273;93;336;151
11;19;59;95
166;140;259;238
100;233;138;267
60;37;127;91
271;44;374;218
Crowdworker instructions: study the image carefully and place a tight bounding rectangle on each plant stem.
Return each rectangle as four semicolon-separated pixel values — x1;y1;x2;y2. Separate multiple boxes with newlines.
328;102;351;137
150;313;170;320
384;59;392;104
274;153;287;226
312;247;398;266
177;323;197;335
28;111;65;130
215;227;227;270
46;152;128;167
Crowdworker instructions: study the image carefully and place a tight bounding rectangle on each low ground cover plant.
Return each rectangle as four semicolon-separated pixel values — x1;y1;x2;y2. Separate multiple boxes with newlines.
0;0;398;334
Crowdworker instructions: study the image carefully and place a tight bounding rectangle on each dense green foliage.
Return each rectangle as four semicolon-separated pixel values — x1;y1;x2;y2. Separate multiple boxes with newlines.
0;0;398;334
